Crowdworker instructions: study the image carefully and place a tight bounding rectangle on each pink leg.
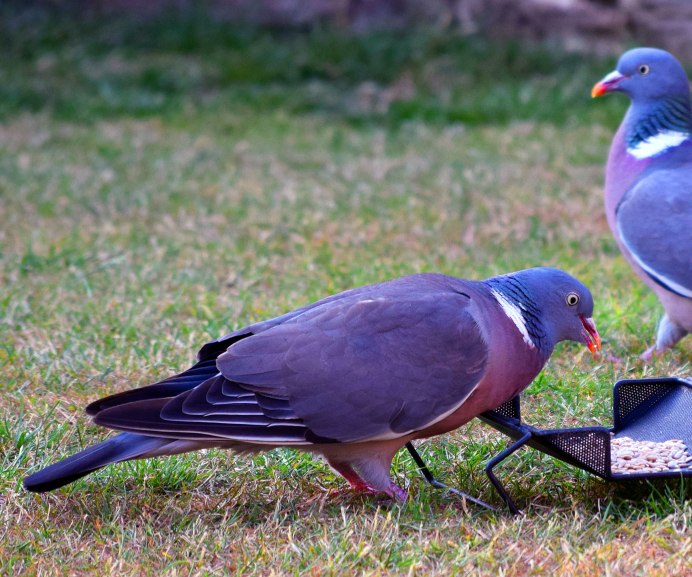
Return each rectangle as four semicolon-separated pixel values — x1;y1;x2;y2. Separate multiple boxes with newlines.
640;345;657;361
641;315;686;360
326;460;372;492
327;459;407;501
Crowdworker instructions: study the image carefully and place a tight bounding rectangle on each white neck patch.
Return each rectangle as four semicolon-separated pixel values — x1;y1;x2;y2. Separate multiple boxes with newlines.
627;130;688;159
490;289;536;349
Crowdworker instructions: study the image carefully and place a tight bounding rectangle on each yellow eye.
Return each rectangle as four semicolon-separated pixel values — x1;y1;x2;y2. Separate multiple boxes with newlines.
638;64;650;75
566;292;580;306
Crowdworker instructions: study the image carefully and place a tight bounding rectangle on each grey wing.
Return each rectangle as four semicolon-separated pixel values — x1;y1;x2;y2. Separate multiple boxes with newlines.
93;374;323;445
216;290;488;443
93;277;488;445
617;169;692;298
195;283;387;362
90;285;386;444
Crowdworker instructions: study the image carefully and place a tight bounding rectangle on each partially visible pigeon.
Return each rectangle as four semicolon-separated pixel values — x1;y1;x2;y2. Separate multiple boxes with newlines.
592;47;692;358
24;267;600;500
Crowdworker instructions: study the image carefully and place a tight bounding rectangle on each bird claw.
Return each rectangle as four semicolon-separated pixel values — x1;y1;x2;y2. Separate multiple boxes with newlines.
386;483;408;502
640;344;667;361
640;347;655;361
329;482;407;503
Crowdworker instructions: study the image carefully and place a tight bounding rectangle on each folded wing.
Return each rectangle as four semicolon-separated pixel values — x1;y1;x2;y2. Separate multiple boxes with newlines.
92;275;489;446
617;170;692;298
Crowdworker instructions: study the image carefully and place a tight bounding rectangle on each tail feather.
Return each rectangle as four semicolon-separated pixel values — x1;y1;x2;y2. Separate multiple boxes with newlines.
23;432;170;493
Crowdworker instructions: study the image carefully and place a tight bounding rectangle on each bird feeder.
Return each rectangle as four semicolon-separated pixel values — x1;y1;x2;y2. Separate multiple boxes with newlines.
406;377;692;514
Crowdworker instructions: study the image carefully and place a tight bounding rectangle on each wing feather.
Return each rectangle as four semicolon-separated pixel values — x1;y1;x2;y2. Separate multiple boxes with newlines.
85;358;222;416
88;275;487;447
217;276;488;442
617;169;692;298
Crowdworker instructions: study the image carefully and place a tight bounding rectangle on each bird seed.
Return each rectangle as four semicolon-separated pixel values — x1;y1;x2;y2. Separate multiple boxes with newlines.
611;436;691;475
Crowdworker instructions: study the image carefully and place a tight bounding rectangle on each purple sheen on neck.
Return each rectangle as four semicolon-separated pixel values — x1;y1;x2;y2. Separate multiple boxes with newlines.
604;122;653;232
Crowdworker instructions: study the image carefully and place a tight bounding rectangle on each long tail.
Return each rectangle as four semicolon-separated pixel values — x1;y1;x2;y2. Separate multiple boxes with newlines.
23;432;170;493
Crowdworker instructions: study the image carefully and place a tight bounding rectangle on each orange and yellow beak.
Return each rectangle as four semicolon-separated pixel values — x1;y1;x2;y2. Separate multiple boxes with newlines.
580;316;602;356
592;70;625;98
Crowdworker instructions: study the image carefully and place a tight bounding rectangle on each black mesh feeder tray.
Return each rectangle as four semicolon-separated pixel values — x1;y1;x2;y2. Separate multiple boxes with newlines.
406;377;692;514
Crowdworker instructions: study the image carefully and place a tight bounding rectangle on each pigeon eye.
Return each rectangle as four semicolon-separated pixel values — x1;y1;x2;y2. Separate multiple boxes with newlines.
638;64;650;76
566;292;580;306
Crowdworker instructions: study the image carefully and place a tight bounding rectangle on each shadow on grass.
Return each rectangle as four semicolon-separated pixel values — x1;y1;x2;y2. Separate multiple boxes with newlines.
19;444;689;535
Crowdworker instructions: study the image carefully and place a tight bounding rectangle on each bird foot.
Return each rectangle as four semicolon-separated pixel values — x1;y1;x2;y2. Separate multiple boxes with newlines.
328;487;373;500
330;482;407;502
385;483;408;502
640;346;655;361
640;345;667;361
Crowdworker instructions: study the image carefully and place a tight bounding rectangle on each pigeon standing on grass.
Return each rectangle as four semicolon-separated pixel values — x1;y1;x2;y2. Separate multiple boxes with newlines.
592;47;692;358
24;267;600;500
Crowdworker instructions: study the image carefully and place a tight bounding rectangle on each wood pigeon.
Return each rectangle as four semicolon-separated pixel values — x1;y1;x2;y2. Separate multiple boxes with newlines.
24;267;600;500
592;47;692;358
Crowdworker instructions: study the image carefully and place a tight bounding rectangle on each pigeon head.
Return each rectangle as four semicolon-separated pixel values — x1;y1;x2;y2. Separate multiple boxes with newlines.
592;48;692;158
484;268;600;356
592;47;690;102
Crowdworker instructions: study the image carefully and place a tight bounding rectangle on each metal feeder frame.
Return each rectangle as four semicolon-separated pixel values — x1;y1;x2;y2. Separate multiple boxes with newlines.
406;377;692;515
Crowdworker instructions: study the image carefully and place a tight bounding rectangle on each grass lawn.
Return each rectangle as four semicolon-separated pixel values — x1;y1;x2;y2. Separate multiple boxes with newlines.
1;8;690;576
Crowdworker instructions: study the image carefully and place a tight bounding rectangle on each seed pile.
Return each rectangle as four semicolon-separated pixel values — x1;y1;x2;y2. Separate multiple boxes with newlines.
611;436;691;475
